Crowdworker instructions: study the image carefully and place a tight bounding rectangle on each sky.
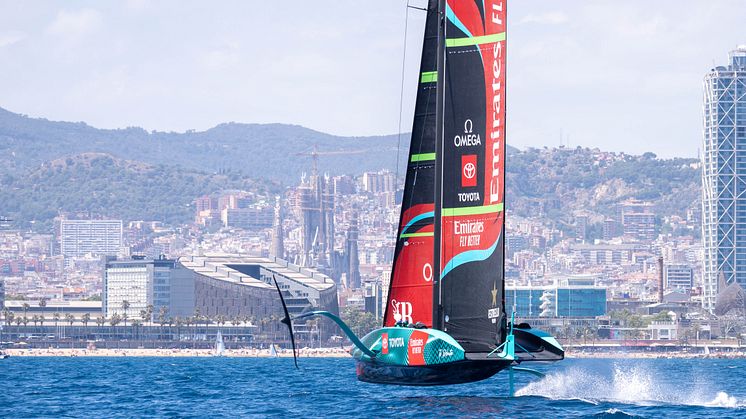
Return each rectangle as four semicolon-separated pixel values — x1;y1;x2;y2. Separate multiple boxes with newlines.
0;0;744;158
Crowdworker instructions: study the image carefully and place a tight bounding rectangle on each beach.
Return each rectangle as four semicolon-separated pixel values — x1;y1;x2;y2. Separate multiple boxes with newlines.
6;346;746;359
4;347;351;358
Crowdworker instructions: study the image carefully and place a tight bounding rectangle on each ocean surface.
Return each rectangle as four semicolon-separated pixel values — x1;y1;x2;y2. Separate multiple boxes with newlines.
1;356;745;418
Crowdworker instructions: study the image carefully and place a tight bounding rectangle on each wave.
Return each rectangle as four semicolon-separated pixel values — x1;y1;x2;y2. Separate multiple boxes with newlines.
514;363;743;409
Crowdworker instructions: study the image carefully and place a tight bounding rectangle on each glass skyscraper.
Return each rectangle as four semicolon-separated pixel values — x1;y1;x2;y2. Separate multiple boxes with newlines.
702;46;746;311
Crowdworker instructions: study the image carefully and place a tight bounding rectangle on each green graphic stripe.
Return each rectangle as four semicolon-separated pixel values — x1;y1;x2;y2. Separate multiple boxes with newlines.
446;32;505;48
442;203;504;217
420;71;437;83
400;232;434;238
410;153;436;162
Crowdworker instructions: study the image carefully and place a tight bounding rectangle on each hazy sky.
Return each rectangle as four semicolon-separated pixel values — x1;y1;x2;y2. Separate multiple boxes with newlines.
0;1;744;158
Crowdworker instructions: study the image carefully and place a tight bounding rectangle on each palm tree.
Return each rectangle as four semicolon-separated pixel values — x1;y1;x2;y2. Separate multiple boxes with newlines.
53;312;61;327
22;302;30;319
95;315;106;327
15;317;23;327
4;309;14;327
121;300;130;328
146;304;154;327
38;297;48;325
21;316;28;327
65;313;75;326
158;306;168;327
82;313;91;328
2;307;11;325
32;315;40;327
110;313;122;327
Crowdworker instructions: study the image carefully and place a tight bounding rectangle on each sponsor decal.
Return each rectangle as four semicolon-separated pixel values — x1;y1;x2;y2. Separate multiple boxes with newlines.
454;119;481;147
391;299;413;324
438;348;455;358
422;263;433;282
407;330;429;366
381;333;389;354
461;154;477;187
389;336;406;348
488;3;505;205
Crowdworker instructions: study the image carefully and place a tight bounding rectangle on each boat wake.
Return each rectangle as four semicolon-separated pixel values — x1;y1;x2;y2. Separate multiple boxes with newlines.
514;363;742;408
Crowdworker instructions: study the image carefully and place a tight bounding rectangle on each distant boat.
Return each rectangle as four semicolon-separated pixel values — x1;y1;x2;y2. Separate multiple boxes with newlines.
214;330;225;357
269;343;278;358
704;345;711;356
0;351;9;360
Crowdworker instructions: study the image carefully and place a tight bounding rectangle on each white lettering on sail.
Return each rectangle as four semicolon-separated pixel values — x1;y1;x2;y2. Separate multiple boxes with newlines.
458;192;480;202
422;263;433;282
489;37;503;205
491;2;503;25
454;119;481;147
391;300;413;324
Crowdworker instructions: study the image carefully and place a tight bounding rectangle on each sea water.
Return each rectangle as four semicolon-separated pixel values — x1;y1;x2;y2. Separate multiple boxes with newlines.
1;357;744;418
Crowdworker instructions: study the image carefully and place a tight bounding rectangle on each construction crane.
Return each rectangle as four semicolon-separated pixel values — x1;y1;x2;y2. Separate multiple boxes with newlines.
295;145;367;176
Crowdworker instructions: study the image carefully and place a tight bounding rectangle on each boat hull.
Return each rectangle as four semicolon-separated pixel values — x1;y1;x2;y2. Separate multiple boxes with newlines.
355;358;510;386
350;327;513;385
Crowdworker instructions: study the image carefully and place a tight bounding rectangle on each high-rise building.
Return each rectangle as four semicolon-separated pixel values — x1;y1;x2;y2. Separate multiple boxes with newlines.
60;219;123;258
361;170;396;194
270;196;285;259
702;46;746;311
103;256;194;320
664;264;694;291
619;201;656;241
346;211;361;289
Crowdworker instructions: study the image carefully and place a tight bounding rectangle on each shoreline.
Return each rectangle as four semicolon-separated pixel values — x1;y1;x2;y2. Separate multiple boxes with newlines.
5;347;746;359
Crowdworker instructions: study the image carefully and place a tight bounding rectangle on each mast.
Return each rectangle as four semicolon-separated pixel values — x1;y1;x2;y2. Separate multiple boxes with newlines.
432;0;446;331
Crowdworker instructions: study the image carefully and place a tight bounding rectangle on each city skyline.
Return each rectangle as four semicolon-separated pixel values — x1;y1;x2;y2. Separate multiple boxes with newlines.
1;1;745;158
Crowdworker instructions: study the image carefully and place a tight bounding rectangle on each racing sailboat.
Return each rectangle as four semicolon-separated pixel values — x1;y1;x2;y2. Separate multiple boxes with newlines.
274;0;563;387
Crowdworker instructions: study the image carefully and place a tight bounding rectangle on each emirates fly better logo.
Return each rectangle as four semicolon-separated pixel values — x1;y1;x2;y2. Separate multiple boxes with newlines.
461;155;477;187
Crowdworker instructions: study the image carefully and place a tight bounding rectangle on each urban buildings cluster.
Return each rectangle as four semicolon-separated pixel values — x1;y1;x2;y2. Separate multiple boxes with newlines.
3;48;746;348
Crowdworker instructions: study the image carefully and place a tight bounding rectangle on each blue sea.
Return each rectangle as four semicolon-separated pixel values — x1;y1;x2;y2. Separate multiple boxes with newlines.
1;357;745;418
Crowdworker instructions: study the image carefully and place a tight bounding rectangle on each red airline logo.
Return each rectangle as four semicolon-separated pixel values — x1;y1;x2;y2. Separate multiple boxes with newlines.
461;155;477;187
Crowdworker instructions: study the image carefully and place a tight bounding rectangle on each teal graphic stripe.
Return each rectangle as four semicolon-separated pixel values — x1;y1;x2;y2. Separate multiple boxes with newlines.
400;211;435;238
441;237;499;279
445;4;474;39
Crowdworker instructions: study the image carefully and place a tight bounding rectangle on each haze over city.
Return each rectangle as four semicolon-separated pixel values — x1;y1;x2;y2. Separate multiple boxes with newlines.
1;0;745;157
4;1;746;417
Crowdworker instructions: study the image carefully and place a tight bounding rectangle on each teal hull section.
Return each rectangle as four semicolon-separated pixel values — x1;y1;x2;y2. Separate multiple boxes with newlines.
351;327;511;386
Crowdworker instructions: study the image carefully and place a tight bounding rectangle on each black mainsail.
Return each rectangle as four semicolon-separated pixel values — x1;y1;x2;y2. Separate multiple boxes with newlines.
384;0;508;354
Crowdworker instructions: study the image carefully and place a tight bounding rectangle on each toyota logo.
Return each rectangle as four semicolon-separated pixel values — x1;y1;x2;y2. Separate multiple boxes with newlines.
463;162;476;179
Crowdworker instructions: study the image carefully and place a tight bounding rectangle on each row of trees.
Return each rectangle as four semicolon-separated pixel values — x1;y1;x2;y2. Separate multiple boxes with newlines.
1;301;281;332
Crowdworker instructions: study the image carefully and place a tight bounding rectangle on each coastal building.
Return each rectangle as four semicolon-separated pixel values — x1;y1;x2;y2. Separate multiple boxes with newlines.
0;278;4;309
702;46;746;311
3;300;103;318
60;219;123;258
179;254;338;341
664;264;694;291
506;281;607;318
103;256;193;320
